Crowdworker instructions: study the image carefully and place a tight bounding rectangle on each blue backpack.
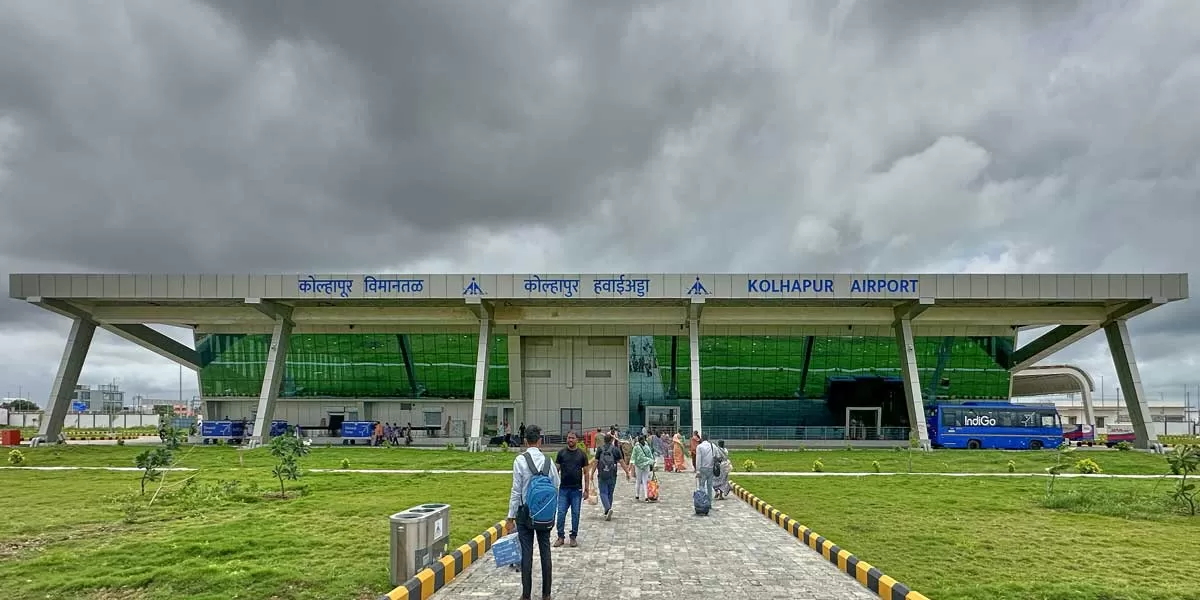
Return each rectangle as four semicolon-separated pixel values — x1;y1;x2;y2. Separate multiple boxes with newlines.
521;452;557;531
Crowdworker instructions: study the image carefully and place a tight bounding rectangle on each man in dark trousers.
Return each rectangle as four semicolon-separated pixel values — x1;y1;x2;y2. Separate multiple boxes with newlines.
553;430;588;547
593;433;624;521
506;425;559;600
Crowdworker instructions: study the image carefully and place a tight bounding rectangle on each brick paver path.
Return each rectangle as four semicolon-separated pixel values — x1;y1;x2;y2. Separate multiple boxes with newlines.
431;467;875;600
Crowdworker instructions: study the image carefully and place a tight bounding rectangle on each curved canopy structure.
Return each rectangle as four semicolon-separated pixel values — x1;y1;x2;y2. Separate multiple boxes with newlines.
1012;364;1095;424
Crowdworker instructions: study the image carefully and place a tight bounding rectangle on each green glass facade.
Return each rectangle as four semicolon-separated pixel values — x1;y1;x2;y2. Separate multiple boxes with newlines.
197;333;509;399
627;335;1014;429
197;332;1012;430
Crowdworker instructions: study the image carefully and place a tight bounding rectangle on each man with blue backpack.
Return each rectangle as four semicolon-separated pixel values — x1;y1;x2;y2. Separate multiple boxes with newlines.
506;425;560;600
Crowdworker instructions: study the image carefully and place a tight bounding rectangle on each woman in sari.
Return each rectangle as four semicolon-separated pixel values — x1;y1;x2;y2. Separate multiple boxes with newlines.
671;433;688;472
713;440;732;499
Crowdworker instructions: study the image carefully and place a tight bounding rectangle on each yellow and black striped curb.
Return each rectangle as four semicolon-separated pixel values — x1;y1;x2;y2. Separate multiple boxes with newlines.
377;519;511;600
730;482;929;600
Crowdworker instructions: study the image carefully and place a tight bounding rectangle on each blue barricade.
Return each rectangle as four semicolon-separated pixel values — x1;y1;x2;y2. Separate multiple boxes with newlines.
201;420;247;444
201;421;233;437
269;420;289;437
340;421;374;438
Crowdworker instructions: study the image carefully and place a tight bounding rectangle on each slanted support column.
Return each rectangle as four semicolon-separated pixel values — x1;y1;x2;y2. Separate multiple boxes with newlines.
467;298;493;452
37;318;97;444
894;299;934;450
250;304;293;445
1104;319;1160;450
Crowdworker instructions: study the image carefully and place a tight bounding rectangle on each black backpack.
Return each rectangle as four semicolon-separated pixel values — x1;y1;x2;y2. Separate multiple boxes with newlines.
598;445;618;475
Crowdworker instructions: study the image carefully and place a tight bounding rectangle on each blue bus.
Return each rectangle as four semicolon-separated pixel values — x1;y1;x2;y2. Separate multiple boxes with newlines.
927;402;1064;450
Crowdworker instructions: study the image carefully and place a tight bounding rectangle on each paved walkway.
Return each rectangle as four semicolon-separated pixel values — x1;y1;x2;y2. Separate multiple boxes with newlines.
430;468;875;600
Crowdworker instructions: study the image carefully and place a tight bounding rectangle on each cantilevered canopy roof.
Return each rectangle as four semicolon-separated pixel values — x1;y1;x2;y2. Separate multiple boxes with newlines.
10;273;1187;341
1012;365;1095;397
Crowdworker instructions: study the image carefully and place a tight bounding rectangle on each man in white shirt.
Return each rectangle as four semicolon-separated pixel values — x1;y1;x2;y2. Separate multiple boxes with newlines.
694;432;716;504
505;425;560;600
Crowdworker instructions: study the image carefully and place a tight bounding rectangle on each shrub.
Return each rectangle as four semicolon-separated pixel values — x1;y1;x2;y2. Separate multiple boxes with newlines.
1075;458;1103;474
1167;444;1199;516
500;441;509;452
1045;440;1076;497
844;444;854;451
444;443;457;451
117;439;125;446
339;458;350;470
755;444;764;452
812;459;824;473
1007;460;1016;473
871;460;881;473
1116;441;1133;451
893;445;904;452
741;459;758;472
134;447;173;496
7;449;24;466
268;431;310;498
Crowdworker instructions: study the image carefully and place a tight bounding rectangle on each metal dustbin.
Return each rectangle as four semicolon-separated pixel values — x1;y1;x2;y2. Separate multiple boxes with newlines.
418;503;451;563
389;511;429;585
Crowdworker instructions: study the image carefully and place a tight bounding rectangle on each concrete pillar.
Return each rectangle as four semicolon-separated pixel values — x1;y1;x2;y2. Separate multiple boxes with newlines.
1104;320;1159;449
250;318;292;443
507;334;523;423
688;318;702;435
468;318;492;452
37;318;97;443
894;317;931;450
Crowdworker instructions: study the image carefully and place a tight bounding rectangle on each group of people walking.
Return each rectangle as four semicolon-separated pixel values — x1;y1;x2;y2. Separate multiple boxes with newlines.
506;425;733;600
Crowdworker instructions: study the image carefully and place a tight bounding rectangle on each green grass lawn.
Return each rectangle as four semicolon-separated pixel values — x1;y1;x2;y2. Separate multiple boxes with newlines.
732;447;1174;475
10;445;517;471
9;445;1176;475
0;468;511;600
736;475;1200;600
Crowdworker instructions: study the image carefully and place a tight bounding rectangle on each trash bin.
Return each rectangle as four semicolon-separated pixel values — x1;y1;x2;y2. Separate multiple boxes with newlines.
417;503;451;562
389;511;429;585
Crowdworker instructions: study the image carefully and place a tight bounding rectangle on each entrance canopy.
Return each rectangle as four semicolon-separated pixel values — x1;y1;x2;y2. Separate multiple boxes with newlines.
1012;364;1096;423
9;272;1188;450
9;272;1186;335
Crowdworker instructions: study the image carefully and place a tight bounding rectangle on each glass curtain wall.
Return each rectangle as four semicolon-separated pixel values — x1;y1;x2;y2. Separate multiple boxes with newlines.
197;333;509;399
628;335;1014;432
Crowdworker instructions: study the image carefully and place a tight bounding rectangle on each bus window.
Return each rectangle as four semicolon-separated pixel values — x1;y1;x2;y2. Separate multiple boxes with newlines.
940;408;960;427
1039;411;1057;428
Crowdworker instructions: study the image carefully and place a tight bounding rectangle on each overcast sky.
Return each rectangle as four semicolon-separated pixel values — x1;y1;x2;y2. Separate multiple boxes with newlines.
1;0;1197;408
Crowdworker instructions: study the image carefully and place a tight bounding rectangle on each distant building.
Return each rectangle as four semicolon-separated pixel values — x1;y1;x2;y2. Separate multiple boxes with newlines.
70;383;125;413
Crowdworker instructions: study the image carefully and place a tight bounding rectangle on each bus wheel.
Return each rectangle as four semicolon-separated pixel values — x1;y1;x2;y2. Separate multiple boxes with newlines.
1030;440;1044;450
967;439;982;450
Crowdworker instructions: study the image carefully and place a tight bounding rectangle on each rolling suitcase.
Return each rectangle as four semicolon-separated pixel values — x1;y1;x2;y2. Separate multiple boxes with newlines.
693;488;711;516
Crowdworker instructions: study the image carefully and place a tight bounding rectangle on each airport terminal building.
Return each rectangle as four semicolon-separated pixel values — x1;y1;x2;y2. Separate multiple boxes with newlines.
10;273;1188;449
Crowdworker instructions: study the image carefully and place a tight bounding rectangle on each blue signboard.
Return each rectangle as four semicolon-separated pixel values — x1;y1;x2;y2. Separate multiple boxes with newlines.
70;401;89;412
341;421;374;438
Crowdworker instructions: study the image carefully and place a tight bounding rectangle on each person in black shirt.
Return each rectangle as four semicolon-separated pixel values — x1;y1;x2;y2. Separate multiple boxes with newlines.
554;430;588;547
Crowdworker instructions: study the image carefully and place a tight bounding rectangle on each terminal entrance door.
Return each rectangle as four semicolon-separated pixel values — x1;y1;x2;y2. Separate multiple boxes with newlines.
845;407;881;440
646;406;678;435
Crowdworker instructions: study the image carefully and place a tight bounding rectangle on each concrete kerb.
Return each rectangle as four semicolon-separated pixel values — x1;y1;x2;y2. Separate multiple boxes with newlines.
377;519;511;600
730;482;929;600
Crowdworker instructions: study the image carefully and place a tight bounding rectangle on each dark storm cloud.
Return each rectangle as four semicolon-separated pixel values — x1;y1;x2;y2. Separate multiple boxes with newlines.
1;0;1199;401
